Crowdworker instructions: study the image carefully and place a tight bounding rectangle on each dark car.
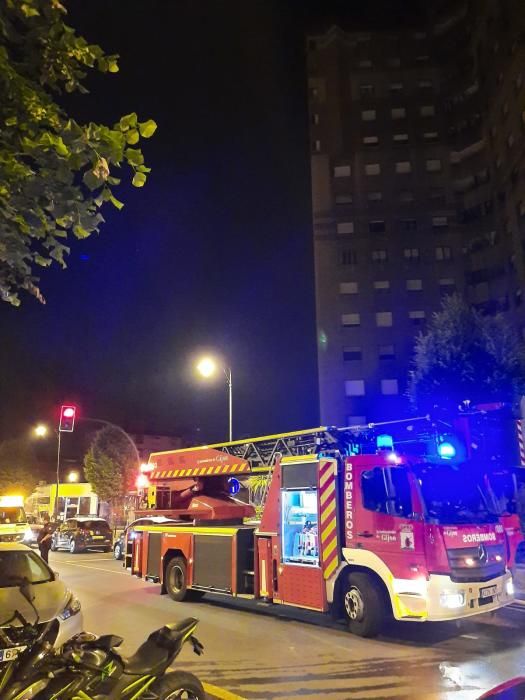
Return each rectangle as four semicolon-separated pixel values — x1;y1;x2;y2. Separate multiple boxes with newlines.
114;516;178;560
51;517;112;554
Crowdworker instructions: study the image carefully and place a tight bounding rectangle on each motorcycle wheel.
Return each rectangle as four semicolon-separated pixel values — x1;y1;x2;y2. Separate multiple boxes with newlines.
152;671;205;700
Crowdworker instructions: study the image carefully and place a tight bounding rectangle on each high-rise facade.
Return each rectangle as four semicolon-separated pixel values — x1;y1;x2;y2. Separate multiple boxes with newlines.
307;0;525;427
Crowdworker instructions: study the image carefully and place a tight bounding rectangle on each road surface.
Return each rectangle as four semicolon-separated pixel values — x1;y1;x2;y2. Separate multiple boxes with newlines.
50;550;525;699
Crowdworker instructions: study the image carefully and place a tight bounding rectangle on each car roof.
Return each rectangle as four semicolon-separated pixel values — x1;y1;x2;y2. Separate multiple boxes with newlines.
0;543;32;552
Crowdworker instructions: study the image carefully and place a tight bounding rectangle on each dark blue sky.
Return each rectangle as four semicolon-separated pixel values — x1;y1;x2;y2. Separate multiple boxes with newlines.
0;0;422;447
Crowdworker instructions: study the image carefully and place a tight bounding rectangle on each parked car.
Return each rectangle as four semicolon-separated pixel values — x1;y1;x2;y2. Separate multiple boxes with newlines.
0;543;83;647
51;517;112;554
114;516;179;560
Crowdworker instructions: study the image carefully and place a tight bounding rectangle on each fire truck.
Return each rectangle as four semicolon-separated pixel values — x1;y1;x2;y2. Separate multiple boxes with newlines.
128;420;515;638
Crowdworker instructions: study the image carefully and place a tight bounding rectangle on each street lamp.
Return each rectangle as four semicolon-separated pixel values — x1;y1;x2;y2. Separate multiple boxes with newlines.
33;424;49;438
196;355;233;442
67;470;79;483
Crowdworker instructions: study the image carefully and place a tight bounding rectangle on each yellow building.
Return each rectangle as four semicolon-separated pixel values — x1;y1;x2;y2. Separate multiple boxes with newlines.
26;482;98;521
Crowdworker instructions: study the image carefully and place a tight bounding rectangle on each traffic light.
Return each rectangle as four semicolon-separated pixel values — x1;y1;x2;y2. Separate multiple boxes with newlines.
59;405;76;432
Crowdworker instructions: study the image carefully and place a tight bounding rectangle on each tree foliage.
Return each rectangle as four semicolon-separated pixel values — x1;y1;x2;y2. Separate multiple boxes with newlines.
0;438;38;495
83;426;136;505
408;294;525;412
0;0;157;305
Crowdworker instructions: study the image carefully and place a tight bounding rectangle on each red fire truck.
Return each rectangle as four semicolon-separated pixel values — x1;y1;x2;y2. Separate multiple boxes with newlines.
129;421;515;638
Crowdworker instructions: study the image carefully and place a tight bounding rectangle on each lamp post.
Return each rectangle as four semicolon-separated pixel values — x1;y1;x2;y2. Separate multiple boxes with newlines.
196;356;233;442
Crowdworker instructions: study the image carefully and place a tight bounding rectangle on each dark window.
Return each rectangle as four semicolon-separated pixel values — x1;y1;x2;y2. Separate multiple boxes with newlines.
369;220;386;234
400;219;417;231
343;346;362;361
342;250;358;265
379;344;395;360
404;248;420;260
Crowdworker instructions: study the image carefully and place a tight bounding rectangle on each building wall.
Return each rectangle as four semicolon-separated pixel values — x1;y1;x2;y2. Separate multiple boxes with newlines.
308;3;525;427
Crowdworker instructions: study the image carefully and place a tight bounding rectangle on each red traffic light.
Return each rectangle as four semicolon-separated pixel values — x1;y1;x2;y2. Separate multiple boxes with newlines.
59;405;76;432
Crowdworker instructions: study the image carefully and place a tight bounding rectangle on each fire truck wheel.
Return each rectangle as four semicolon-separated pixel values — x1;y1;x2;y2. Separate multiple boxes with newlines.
343;572;384;638
165;557;190;602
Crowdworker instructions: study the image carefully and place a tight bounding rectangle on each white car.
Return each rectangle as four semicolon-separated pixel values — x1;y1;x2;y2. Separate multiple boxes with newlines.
114;516;179;560
0;543;83;648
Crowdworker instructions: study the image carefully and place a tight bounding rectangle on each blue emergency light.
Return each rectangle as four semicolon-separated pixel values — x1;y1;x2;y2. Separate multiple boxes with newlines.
437;441;456;460
377;434;394;450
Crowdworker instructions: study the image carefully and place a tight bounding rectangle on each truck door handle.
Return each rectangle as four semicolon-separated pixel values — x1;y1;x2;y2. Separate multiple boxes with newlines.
357;531;373;538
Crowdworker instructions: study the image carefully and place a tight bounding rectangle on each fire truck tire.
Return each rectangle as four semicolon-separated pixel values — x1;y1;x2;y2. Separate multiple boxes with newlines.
343;572;385;638
165;557;190;602
151;670;205;699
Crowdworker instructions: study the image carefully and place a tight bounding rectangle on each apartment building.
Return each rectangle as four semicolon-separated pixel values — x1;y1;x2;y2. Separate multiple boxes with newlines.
308;0;525;426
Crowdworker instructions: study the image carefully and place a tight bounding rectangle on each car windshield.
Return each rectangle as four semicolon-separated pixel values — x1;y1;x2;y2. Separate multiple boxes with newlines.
485;470;518;515
0;551;53;586
413;463;498;525
0;507;25;524
78;520;109;530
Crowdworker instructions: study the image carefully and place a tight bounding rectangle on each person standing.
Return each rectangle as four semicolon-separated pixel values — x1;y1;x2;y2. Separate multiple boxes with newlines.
37;517;54;564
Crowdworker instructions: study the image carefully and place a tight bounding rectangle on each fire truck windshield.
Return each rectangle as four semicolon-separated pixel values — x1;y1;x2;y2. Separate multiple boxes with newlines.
485;470;518;515
414;464;498;525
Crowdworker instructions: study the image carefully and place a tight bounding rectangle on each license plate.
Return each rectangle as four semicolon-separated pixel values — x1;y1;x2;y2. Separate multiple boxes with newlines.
480;585;497;599
0;646;27;663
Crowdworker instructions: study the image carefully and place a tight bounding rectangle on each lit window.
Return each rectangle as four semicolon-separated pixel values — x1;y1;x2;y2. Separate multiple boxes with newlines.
343;346;362;361
360;84;374;96
404;247;420;260
342;249;358;265
435;246;452;260
390;82;404;92
400;219;417;231
374;280;390;290
426;159;442;172
372;249;388;262
381;379;399;395
335;194;353;205
400;190;414;202
423;131;439;141
432;216;448;227
406;279;423;291
369;220;386;233
334;165;351;178
365;163;381;176
337;222;355;235
378;344;395;359
339;282;359;294
439;278;455;292
362;109;377;121
396;161;412;174
420;105;435;117
409;310;426;325
391;107;406;120
345;380;365;396
368;191;382;202
376;311;393;327
363;135;379;146
393;133;409;143
342;313;360;327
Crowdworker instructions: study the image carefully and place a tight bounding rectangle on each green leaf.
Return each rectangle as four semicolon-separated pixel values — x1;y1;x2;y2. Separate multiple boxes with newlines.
109;194;124;210
124;148;144;166
21;3;40;17
83;171;103;191
108;59;119;73
35;255;51;267
5;117;17;127
119;113;138;132
73;224;90;239
126;129;139;145
132;172;147;188
138;119;157;138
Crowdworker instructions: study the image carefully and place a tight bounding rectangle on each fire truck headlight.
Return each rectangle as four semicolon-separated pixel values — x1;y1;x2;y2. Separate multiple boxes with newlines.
506;578;514;597
23;528;33;542
392;577;427;597
440;591;465;609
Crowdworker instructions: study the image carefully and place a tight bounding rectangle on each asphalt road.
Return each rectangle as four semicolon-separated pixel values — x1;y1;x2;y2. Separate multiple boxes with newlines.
49;550;525;700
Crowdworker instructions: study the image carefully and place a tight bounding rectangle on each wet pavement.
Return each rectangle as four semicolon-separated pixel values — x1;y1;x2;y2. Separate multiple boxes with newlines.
50;551;525;700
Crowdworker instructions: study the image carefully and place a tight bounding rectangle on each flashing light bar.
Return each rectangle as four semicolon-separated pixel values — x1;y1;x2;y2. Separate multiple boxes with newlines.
0;496;24;507
437;442;457;460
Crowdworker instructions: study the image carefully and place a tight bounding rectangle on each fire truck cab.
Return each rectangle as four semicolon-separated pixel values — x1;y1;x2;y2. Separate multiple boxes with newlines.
130;425;515;638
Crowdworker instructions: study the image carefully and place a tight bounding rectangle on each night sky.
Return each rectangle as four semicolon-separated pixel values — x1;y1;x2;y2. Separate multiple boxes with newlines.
0;0;423;450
